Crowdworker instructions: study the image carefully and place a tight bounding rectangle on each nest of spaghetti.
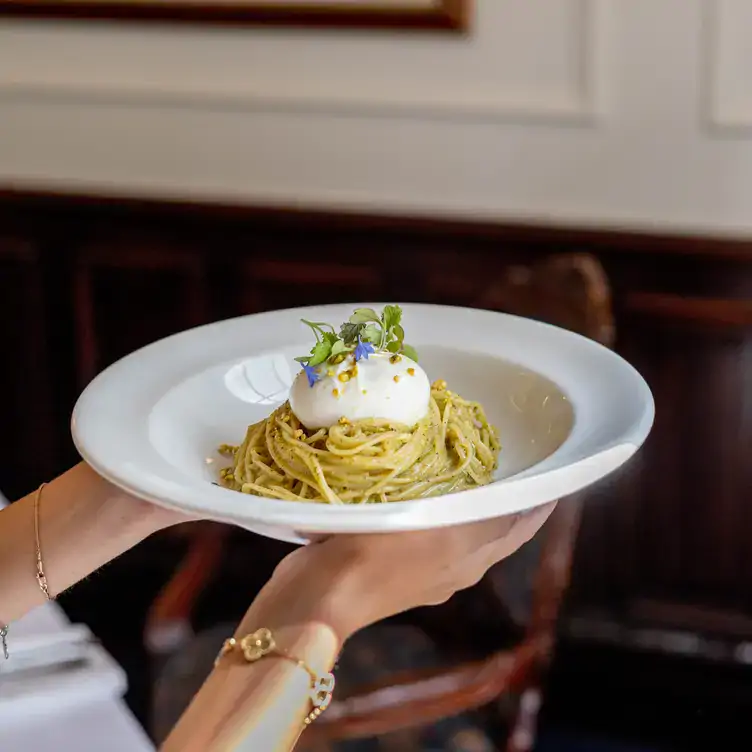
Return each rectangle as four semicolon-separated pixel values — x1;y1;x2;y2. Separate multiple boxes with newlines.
218;382;501;504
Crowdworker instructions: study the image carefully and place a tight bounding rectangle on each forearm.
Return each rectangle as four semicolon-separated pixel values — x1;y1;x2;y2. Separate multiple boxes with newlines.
161;548;349;752
0;462;167;624
161;623;339;752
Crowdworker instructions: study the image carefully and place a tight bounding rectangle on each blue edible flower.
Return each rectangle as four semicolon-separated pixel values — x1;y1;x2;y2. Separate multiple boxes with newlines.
354;337;375;362
303;364;320;387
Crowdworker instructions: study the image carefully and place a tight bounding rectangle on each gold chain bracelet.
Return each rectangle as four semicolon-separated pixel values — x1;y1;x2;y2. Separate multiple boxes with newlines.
215;628;336;726
34;483;52;601
0;483;51;663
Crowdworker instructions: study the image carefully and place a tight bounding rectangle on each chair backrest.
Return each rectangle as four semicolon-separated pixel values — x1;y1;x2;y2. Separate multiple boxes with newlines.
475;253;614;347
393;253;615;663
297;254;618;751
476;253;615;648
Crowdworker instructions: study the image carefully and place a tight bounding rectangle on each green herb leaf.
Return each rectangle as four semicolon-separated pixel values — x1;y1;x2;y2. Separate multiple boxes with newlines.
349;308;381;325
401;343;419;362
386;341;401;353
362;323;382;345
307;339;333;367
339;322;363;345
382;305;402;332
392;324;405;345
329;339;350;359
294;355;310;363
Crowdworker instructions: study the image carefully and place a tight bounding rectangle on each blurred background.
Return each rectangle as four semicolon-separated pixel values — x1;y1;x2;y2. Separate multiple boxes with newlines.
1;1;751;750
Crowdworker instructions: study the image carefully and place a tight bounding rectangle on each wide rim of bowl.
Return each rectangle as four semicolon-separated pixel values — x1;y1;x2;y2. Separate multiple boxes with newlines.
71;302;655;532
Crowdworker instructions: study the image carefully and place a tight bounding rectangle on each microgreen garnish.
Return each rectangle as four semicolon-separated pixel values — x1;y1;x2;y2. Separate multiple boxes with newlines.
295;305;418;385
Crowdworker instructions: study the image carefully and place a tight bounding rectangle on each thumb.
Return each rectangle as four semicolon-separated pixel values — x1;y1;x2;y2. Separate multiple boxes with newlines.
488;501;557;564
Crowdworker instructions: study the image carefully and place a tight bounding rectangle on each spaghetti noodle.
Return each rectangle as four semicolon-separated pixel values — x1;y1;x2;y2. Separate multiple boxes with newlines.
218;381;500;504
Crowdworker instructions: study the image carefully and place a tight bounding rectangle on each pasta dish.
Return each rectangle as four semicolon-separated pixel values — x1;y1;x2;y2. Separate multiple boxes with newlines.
218;305;500;504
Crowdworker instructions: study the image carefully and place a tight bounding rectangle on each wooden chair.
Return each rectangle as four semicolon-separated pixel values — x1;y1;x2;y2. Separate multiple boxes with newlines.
144;253;614;751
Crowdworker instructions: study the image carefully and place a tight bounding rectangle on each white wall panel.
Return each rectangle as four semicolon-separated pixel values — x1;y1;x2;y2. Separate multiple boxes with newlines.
0;0;599;122
704;0;752;134
3;0;752;235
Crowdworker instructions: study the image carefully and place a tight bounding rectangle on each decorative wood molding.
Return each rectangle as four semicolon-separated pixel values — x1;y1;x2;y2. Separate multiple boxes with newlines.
0;235;35;262
0;0;469;31
1;187;751;261
625;292;752;332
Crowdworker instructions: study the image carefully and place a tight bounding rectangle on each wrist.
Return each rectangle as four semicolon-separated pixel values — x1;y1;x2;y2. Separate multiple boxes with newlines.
317;557;375;641
237;545;373;645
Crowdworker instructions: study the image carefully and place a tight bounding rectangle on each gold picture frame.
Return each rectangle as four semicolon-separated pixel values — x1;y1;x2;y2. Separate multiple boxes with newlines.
0;0;470;30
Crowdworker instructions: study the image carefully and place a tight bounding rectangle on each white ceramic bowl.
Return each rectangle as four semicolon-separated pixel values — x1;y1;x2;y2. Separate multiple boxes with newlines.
72;303;654;544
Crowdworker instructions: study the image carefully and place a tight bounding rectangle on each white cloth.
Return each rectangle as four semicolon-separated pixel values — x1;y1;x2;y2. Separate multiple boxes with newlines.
0;494;155;752
0;698;155;752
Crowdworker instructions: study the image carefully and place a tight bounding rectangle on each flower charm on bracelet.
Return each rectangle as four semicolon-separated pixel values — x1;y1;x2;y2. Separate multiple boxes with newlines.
240;628;276;662
214;628;277;667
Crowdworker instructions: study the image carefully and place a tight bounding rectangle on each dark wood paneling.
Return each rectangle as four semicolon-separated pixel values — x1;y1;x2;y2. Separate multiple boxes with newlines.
73;240;208;387
612;305;752;610
0;238;55;500
1;188;751;636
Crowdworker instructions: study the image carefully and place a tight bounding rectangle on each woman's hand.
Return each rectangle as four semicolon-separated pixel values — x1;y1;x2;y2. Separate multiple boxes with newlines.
238;503;556;643
163;506;556;752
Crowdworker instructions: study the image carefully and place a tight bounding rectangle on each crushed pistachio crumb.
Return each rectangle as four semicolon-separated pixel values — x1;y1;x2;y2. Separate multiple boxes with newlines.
338;373;350;383
393;375;400;383
332;388;340;398
362;389;368;395
327;369;335;377
407;367;415;376
390;354;402;364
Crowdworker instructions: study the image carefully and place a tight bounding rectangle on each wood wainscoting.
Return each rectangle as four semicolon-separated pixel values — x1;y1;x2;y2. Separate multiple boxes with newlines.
1;189;751;637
